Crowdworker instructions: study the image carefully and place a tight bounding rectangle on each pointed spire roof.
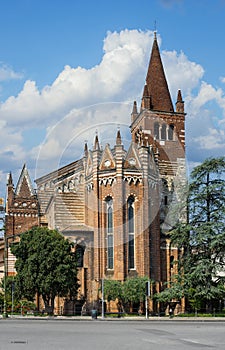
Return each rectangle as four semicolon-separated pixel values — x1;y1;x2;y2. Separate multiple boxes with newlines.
131;100;139;122
176;89;184;113
84;141;88;157
15;164;35;197
7;172;13;186
93;133;100;151
132;101;138;115
177;89;183;102
116;128;122;145
144;32;174;112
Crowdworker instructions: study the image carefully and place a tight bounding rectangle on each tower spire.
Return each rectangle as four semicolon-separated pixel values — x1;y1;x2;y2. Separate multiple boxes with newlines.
144;33;174;112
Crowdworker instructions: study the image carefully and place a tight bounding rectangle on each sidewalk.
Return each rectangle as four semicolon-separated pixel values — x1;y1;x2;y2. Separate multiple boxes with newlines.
1;314;225;322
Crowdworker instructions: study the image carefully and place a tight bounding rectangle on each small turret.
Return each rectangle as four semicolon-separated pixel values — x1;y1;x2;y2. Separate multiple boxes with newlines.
116;128;122;145
93;133;100;151
6;172;14;209
176;89;184;113
84;141;88;157
131;101;138;123
7;172;13;187
141;85;151;110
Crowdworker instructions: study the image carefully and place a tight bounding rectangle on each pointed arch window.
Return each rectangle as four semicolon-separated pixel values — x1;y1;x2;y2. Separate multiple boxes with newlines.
76;245;85;268
128;196;135;269
168;124;174;141
106;197;114;269
154;122;159;139
161;123;167;140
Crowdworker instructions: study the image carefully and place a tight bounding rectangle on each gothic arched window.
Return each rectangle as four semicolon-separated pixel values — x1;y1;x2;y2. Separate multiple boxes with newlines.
106;197;114;269
154;122;159;139
168;124;174;141
76;245;85;268
127;196;135;269
161;123;167;140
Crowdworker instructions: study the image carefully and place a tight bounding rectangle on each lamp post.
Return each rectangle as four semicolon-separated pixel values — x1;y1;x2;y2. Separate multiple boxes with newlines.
101;278;104;319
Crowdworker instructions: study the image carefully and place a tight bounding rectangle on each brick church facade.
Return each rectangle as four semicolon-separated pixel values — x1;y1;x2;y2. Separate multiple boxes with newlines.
3;33;186;314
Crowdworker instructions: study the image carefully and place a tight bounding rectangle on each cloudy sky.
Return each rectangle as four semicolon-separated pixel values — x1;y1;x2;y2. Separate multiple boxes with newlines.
0;0;225;199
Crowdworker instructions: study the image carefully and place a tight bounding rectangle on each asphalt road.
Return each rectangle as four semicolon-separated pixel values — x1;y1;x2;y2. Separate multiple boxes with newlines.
0;319;224;350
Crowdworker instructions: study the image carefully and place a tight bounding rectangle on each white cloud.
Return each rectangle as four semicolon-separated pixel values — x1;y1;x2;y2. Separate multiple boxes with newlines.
33;102;131;179
184;79;225;164
0;63;23;82
162;50;204;97
0;28;225;196
0;29;153;128
188;81;225;111
195;127;225;150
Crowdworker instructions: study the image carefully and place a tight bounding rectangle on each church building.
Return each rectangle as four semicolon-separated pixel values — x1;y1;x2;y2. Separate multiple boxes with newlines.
4;32;186;314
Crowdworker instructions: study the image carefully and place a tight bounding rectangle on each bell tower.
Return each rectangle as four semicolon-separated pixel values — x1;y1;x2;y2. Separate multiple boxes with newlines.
130;32;186;177
130;32;186;294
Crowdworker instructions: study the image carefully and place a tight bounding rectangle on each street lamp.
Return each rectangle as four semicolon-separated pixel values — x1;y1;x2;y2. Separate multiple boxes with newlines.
101;278;104;319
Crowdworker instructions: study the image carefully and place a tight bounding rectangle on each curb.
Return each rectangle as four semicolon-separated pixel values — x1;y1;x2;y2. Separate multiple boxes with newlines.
1;315;225;322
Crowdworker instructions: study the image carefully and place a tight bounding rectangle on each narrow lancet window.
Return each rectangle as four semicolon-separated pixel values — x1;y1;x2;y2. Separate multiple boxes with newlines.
106;197;114;269
154;122;159;139
76;245;85;268
128;196;135;269
161;123;167;140
168;124;174;141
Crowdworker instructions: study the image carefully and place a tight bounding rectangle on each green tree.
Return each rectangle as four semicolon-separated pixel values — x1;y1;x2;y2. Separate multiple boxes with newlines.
0;290;4;313
155;279;184;304
103;277;152;313
10;226;79;314
103;279;123;312
123;276;150;307
170;157;225;311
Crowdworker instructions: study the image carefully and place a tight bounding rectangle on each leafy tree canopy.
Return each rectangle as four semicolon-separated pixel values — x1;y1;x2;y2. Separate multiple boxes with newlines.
103;276;151;312
10;226;79;313
168;157;225;309
103;279;123;303
123;276;149;303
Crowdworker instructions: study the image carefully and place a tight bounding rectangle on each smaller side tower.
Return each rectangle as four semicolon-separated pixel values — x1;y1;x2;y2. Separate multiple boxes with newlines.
5;164;39;238
5;165;39;276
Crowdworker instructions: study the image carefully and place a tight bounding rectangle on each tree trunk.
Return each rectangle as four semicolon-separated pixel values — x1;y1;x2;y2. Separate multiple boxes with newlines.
42;295;55;315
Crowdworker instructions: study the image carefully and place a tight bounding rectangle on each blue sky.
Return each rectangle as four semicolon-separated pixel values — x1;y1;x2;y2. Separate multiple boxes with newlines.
0;0;225;199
